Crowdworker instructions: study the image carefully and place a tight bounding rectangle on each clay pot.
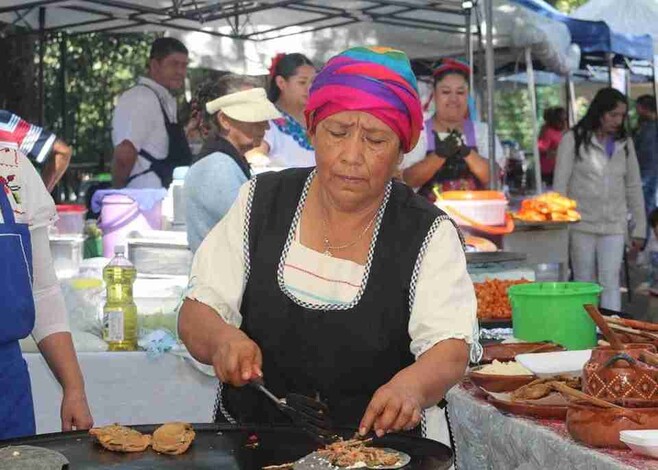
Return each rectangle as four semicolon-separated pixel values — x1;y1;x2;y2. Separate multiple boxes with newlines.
582;344;658;402
468;367;536;393
567;402;658;448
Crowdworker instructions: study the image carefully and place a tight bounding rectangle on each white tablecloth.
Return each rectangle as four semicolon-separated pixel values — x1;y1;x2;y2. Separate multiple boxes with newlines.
24;351;218;434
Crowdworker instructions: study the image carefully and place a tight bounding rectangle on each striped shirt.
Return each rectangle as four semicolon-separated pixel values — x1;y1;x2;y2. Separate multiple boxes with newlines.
0;110;56;164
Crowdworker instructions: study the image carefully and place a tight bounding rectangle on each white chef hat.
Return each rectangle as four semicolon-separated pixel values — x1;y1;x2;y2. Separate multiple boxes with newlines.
205;87;281;123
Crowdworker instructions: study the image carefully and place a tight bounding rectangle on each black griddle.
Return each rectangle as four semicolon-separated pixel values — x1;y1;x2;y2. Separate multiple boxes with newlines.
0;424;452;469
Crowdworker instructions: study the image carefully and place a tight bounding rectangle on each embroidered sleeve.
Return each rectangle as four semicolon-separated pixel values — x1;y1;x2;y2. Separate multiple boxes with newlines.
408;219;480;361
183;181;252;328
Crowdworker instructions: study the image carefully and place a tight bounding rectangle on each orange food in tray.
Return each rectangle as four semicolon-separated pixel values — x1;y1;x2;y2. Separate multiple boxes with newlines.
475;278;530;319
514;193;580;223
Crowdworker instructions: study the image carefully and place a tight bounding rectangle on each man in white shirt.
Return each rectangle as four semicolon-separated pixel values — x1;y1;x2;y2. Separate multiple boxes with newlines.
111;37;191;189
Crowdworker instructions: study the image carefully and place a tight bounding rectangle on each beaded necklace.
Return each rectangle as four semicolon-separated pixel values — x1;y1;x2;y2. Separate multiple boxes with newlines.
272;109;314;151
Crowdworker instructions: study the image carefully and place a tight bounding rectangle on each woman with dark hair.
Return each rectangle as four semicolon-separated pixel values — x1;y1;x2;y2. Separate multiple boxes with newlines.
247;53;316;168
402;58;504;198
538;106;567;186
184;74;281;252
554;87;646;310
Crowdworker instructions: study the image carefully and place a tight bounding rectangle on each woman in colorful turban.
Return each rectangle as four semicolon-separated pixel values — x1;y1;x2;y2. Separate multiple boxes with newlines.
179;47;478;438
402;58;505;198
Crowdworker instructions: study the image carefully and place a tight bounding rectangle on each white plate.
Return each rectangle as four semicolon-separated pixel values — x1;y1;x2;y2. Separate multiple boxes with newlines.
515;350;592;377
621;430;658;458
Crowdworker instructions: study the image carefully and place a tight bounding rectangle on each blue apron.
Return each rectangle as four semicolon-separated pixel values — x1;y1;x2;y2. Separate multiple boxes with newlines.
0;181;36;440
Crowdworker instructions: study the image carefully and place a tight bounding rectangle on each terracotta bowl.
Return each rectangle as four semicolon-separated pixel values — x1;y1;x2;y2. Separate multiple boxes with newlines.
468;366;536;393
567;402;658;448
481;342;565;364
582;344;658;402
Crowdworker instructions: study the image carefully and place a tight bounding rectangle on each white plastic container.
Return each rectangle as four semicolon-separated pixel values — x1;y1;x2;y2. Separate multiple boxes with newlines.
435;191;508;227
436;199;508;226
515;349;592;377
620;430;658;458
49;235;85;279
55;205;86;234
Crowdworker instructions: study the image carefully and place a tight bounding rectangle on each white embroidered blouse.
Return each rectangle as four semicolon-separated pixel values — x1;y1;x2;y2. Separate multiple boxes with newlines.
186;173;479;360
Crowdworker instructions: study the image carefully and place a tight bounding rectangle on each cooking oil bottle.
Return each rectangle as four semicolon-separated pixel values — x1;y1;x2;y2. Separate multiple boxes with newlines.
102;246;138;351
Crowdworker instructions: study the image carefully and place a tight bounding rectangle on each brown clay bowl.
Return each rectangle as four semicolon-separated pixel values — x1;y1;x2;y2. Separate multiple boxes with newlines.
566;402;658;448
481;342;565;364
468;366;536;393
488;395;568;420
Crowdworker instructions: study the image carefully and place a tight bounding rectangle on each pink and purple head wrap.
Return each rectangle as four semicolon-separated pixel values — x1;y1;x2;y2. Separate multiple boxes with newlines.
304;47;423;153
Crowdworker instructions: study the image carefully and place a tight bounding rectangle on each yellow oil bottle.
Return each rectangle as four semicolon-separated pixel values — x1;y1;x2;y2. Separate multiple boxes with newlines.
102;246;138;351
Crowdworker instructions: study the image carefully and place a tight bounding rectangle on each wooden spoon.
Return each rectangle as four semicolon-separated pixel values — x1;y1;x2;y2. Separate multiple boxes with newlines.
607;322;658;342
584;304;625;350
639;350;658;367
550;381;624;409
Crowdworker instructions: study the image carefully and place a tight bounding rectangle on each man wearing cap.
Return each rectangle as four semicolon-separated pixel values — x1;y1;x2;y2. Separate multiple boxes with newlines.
111;37;192;189
184;75;281;252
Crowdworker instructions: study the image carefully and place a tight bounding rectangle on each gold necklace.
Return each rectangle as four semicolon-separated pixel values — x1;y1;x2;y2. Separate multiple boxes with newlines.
321;210;378;257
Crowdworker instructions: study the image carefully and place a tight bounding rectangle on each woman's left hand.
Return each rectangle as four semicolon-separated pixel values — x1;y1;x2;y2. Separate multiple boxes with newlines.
61;388;94;431
358;377;423;437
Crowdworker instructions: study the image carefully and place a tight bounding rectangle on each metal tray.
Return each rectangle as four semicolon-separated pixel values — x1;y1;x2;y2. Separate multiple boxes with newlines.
0;424;452;470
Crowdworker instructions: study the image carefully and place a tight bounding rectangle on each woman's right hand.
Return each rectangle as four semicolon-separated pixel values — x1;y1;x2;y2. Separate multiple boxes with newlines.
211;326;263;387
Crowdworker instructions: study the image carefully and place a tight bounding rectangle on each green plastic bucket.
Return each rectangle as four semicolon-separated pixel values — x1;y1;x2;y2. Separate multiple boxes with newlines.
508;282;602;350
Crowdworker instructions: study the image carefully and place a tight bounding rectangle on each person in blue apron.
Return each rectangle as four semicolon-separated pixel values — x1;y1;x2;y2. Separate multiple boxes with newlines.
178;47;478;440
112;38;193;189
402;59;503;201
0;148;93;440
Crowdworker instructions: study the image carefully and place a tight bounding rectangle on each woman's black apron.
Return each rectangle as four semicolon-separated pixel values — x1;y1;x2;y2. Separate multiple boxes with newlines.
217;168;456;431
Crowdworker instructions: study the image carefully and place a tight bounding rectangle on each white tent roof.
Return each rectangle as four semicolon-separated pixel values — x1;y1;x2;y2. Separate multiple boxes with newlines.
572;0;658;55
0;0;576;74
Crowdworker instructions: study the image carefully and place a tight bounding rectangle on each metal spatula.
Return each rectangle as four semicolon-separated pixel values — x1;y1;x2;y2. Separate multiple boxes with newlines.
248;378;335;443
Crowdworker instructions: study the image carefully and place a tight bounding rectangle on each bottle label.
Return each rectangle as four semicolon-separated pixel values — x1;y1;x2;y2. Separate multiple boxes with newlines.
105;310;124;342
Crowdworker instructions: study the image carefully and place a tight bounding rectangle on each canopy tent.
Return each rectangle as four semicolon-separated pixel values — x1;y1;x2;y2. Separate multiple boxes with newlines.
511;0;653;64
572;0;658;58
0;0;575;73
0;0;578;190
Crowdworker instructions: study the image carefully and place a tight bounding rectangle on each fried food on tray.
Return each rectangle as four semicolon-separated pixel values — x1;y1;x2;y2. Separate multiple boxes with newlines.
511;376;581;401
475;278;530;319
317;438;400;468
89;424;151;453
151;422;196;455
513;192;580;223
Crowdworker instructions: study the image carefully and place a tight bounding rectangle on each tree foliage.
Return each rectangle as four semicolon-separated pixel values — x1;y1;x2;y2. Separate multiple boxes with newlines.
43;33;155;167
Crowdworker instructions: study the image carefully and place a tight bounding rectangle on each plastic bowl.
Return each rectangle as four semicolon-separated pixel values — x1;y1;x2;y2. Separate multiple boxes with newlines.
508;282;602;350
620;430;658;457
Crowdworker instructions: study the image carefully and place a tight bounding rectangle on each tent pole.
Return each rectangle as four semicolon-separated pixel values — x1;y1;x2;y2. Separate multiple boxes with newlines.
653;55;658;115
465;3;474;91
38;7;46;126
484;0;497;190
566;74;576;127
607;53;614;88
525;47;541;194
59;32;67;140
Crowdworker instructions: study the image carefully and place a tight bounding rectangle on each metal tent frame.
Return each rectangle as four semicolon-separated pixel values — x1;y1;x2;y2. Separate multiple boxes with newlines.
0;1;471;39
0;0;503;187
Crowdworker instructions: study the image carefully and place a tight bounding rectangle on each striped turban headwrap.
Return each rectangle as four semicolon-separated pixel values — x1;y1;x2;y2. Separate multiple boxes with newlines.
304;46;423;153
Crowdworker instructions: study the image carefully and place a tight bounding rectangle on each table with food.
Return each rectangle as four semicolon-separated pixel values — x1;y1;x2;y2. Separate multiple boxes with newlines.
448;274;658;469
